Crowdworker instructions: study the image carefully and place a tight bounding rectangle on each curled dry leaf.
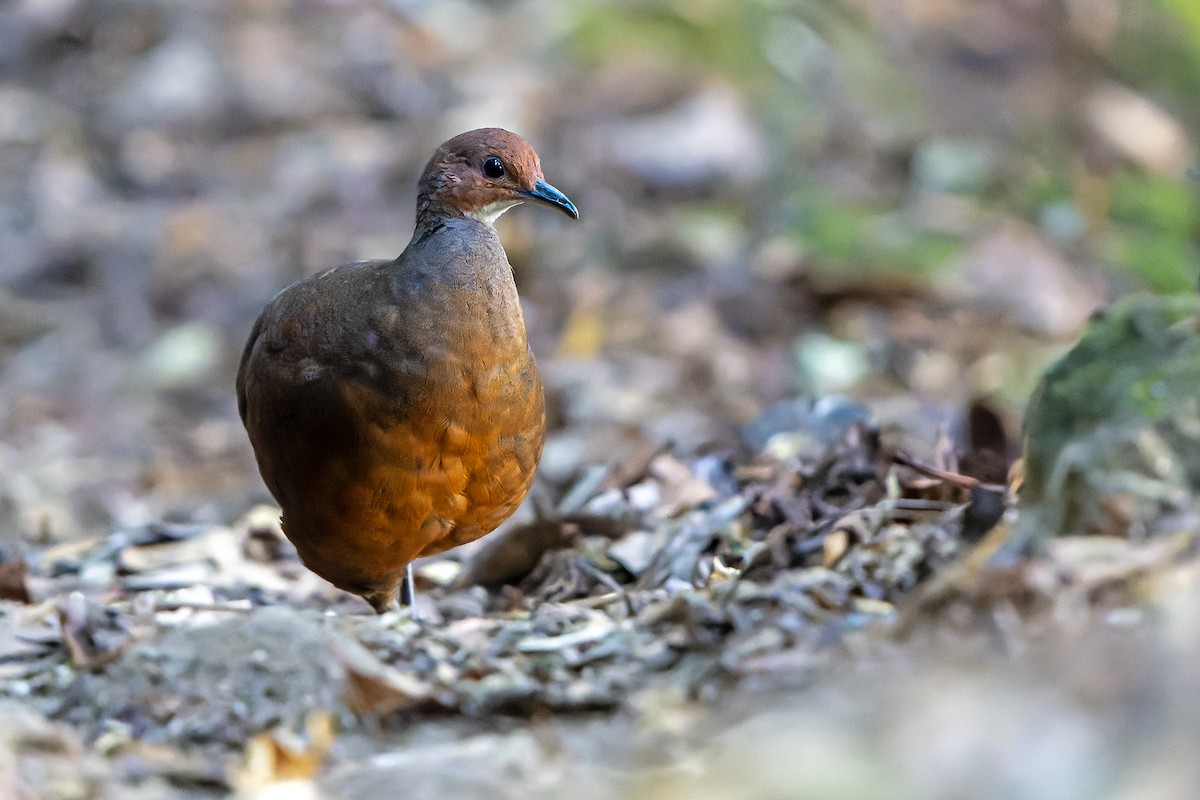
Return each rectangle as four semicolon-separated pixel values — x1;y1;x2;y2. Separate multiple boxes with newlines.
328;633;439;716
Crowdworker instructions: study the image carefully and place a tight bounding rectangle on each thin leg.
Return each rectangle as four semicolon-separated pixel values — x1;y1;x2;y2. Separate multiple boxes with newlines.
403;564;424;622
399;563;417;607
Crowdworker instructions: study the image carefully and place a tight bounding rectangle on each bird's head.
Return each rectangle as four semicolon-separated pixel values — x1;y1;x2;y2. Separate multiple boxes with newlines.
416;128;579;227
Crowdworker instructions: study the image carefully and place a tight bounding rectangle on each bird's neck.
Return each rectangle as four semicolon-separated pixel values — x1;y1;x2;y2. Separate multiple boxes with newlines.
411;212;499;246
415;202;518;231
401;215;512;287
393;215;527;345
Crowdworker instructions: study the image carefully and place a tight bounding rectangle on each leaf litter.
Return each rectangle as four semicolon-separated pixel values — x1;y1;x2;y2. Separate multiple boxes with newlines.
4;378;1200;800
0;398;991;754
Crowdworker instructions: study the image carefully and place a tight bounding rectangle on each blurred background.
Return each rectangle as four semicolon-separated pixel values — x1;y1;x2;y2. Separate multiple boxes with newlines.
1;0;1198;552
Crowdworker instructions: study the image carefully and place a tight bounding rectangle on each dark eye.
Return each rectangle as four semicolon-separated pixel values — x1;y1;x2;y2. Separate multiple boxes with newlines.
482;157;505;179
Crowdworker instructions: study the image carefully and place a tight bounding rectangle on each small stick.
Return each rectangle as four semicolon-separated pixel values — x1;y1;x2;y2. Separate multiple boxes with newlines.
893;452;1006;493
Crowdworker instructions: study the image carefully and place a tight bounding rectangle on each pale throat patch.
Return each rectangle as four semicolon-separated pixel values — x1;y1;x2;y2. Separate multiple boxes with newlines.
468;199;522;225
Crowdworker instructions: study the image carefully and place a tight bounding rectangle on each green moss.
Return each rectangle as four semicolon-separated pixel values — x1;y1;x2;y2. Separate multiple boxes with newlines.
1022;292;1200;501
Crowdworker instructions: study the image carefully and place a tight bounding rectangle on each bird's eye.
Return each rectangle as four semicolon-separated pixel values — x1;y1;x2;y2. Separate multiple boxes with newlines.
482;157;505;179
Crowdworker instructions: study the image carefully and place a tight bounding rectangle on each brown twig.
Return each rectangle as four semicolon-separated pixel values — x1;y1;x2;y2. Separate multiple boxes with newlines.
893;452;1006;493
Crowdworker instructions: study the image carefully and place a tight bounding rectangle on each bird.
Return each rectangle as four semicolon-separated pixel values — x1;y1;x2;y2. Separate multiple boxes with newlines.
236;128;578;613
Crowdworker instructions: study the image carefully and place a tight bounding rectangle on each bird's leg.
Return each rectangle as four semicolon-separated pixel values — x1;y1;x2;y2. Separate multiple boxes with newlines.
399;563;418;612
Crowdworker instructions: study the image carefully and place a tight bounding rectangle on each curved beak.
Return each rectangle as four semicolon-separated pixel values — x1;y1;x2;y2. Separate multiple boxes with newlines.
519;179;579;220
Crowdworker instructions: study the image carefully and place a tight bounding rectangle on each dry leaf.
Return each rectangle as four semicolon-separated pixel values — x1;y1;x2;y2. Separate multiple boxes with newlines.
329;634;437;715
